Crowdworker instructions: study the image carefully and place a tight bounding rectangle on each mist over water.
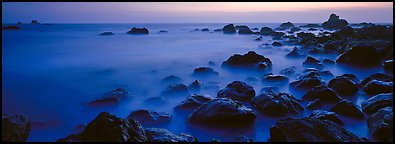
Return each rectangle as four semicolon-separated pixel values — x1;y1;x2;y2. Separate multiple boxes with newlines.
2;23;386;141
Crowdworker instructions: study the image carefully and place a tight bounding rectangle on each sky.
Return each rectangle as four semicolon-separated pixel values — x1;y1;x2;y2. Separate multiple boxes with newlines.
2;2;393;23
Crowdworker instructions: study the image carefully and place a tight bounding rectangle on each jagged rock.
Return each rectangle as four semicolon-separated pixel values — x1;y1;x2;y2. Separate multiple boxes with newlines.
223;24;236;34
353;25;393;41
222;51;272;71
217;81;255;101
363;80;393;95
302;85;341;103
2;113;31;142
251;92;304;117
127;27;149;34
174;94;212;111
145;128;196;142
127;109;171;126
361;93;393;115
308;110;344;125
322;14;348;29
188;98;256;126
328;76;358;95
269;117;363;142
367;106;393;142
330;99;365;119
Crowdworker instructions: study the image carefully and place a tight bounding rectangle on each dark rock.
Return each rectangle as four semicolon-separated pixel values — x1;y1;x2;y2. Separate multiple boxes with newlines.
174;94;212;111
303;56;323;68
127;109;171;126
353;25;393;41
127;27;149;34
302;85;341;103
336;44;381;67
58;112;147;142
340;74;360;84
301;68;318;73
223;24;236;34
2;113;31;142
360;73;393;88
272;42;282;46
235;25;249;30
350;22;374;27
289;27;301;33
297;32;315;39
88;88;131;106
145;128;196;142
279;66;296;76
323;59;336;65
308;110;344;125
164;83;188;93
222;51;272;71
31;20;39;24
161;75;182;84
260;27;275;35
17;22;22;24
201;28;209;31
260;86;280;94
188;98;256;126
322;14;349;30
300;24;321;28
330;99;365;119
210;139;221;142
251;92;304;117
2;26;20;30
306;99;322;110
286;47;307;58
217;81;255;101
299;37;319;47
99;32;114;35
279;22;295;29
367;106;393;142
192;67;219;76
363;80;393;95
269;117;363;142
238;27;253;34
328;76;359;95
361;93;393;115
290;72;325;91
384;60;393;73
318;71;334;80
188;80;201;90
262;75;289;85
333;26;354;38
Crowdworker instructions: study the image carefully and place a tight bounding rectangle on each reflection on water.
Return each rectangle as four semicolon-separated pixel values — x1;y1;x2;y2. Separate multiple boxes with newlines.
2;23;385;141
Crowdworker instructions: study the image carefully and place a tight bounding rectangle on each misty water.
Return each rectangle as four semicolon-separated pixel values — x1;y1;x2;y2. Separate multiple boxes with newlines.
2;23;386;142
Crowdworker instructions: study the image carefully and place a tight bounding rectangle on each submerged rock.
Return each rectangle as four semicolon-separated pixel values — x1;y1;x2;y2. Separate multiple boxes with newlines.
163;83;188;93
2;26;20;30
223;24;236;34
279;66;296;76
127;27;149;34
192;67;219;76
174;94;212;111
336;44;382;68
362;80;393;95
328;76;359;95
289;72;325;91
262;75;289;85
322;14;349;30
188;98;256;126
201;28;209;32
127;109;171;126
286;47;306;58
272;42;282;46
88;88;131;106
161;75;182;84
250;92;304;117
99;32;114;35
269;117;363;142
188;80;202;90
367;106;393;142
58;112;147;142
330;99;365;119
222;51;272;71
217;81;255;101
145;128;196;142
361;93;393;115
144;97;168;106
302;85;341;103
307;110;344;125
303;56;323;69
2;113;31;142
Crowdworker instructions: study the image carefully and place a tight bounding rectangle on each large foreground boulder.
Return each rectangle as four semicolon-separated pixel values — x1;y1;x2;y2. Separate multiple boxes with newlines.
250;92;304;117
322;14;348;30
58;112;147;142
330;99;365;119
2;113;31;142
222;51;272;71
269;117;363;142
187;98;256;126
302;85;342;103
127;27;149;34
328;76;359;95
217;81;255;101
367;106;393;142
145;128;196;142
362;80;393;95
361;93;393;115
336;44;382;68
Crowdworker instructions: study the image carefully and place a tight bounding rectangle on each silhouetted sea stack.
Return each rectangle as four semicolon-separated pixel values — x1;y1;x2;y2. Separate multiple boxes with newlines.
127;27;149;34
223;24;236;34
322;14;348;29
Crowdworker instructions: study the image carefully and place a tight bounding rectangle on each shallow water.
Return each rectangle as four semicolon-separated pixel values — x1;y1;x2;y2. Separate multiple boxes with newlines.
1;23;388;142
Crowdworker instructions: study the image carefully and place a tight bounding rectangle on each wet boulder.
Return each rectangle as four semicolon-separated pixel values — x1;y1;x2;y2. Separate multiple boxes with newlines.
192;67;219;76
217;81;255;101
308;110;344;125
2;113;31;142
322;14;349;30
336;44;381;68
174;94;212;111
303;56;323;69
238;26;253;34
269;117;363;142
289;71;325;91
328;76;359;95
286;47;307;58
384;60;393;73
250;92;304;117
127;27;149;34
99;32;114;35
260;27;275;35
361;93;393;115
329;99;365;119
222;51;272;71
302;85;341;103
367;106;393;142
362;80;393;95
272;42;282;46
2;26;20;30
223;24;236;34
88;88;131;106
360;73;393;88
262;75;289;85
297;32;315;39
145;128;196;142
279;66;296;76
127;109;171;126
58;112;147;142
187;98;256;126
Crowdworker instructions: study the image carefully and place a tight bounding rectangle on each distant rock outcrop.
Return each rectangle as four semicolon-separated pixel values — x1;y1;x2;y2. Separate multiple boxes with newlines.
127;27;149;34
223;24;236;34
322;14;348;29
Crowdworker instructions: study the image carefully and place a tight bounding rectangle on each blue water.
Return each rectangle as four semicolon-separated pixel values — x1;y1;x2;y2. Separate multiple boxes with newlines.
2;23;387;142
